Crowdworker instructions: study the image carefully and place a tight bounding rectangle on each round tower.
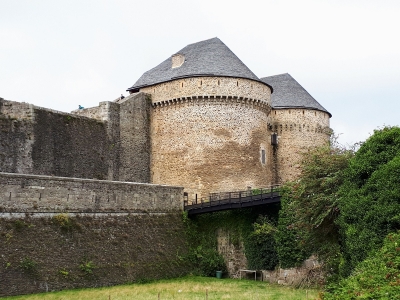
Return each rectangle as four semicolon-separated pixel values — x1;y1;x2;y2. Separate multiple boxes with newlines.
261;73;331;183
128;38;273;199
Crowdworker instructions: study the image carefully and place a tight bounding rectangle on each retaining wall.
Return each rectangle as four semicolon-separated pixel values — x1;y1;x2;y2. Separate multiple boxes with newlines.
0;213;189;296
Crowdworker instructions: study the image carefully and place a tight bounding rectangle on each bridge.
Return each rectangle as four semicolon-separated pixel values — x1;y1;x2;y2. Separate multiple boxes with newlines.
183;186;281;216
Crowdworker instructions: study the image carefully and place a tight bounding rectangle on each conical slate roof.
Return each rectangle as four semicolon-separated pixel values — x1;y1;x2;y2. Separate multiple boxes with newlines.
260;73;331;117
127;37;271;92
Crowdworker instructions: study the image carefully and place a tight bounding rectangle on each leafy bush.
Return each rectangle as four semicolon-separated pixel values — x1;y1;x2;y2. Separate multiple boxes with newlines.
275;185;310;268
337;126;400;276
275;140;352;272
183;207;279;276
323;231;400;299
244;216;278;270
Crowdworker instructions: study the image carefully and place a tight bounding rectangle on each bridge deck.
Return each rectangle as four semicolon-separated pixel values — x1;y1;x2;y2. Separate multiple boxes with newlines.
184;187;281;216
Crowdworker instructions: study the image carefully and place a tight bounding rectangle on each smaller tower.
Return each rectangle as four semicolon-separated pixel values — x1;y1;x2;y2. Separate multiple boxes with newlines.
261;74;331;183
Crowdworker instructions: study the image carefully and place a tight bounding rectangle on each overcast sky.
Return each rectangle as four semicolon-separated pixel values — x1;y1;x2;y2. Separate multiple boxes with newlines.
1;0;399;146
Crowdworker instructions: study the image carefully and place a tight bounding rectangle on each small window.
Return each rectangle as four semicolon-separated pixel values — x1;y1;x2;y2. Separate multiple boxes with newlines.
218;80;220;85
236;81;239;86
261;149;266;164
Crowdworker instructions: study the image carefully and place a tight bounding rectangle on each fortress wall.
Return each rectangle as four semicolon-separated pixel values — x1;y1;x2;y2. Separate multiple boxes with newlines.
150;96;272;199
270;108;331;183
0;172;183;213
0;99;120;180
0;213;188;297
0;99;35;174
119;93;151;183
140;76;271;104
31;108;111;180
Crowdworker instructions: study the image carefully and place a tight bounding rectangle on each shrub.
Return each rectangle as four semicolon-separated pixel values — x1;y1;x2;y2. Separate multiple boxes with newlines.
244;216;278;270
19;257;38;274
52;213;80;232
323;231;400;299
337;126;400;276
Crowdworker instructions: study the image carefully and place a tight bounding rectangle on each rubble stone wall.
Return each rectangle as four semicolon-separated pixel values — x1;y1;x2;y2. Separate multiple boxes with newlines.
150;95;272;199
269;108;331;183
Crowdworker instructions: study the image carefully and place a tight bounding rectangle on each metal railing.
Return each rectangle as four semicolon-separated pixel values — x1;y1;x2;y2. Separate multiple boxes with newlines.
183;185;281;209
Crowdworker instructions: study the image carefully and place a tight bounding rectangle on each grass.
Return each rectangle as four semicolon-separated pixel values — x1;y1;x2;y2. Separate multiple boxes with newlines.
2;276;320;300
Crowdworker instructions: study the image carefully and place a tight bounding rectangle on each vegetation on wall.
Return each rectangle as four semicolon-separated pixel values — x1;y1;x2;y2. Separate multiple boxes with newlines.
183;204;280;276
273;126;400;295
275;137;353;274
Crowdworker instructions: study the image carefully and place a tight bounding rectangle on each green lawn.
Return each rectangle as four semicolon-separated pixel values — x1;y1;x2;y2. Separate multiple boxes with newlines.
2;276;320;300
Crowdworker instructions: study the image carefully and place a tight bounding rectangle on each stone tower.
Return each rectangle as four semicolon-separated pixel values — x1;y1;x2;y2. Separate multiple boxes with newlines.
127;38;331;198
127;38;273;199
261;74;331;183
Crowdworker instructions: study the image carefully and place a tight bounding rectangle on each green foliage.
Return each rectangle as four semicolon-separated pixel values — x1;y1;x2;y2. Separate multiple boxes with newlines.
79;260;96;276
19;257;38;274
13;220;27;231
275;139;352;272
275;186;310;268
244;216;278;270
337;126;400;276
323;231;400;299
59;268;70;279
182;212;227;276
183;206;280;276
52;214;80;232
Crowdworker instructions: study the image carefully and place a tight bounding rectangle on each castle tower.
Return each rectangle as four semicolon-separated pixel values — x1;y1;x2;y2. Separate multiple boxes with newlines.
127;38;273;199
261;74;331;183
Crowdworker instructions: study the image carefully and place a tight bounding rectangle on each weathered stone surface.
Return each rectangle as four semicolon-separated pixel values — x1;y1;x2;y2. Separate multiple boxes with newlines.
140;77;273;199
140;76;271;104
0;213;189;297
217;228;247;278
269;108;331;183
118;93;151;183
0;172;183;213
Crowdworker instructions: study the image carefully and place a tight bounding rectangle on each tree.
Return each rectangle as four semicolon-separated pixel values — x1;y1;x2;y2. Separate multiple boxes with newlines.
276;136;353;274
337;126;400;276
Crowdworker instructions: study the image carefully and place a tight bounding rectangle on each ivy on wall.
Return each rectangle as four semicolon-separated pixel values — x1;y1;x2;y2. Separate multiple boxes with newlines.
183;204;281;275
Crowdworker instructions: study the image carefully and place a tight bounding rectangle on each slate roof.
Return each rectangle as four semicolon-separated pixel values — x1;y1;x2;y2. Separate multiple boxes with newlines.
127;37;271;92
260;73;331;117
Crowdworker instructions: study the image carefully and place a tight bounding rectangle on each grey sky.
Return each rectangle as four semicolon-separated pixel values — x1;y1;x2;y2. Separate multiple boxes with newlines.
1;0;399;146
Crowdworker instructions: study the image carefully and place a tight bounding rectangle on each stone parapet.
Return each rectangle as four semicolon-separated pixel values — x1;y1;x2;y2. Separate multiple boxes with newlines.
0;172;183;213
140;77;271;104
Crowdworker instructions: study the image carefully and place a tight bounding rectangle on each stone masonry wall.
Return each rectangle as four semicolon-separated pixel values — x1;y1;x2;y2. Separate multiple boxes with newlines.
31;108;111;180
72;93;151;183
0;172;183;213
140;76;271;104
217;228;247;278
151;96;272;200
270;108;331;183
118;93;151;183
0;99;34;175
0;213;189;296
143;77;272;199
